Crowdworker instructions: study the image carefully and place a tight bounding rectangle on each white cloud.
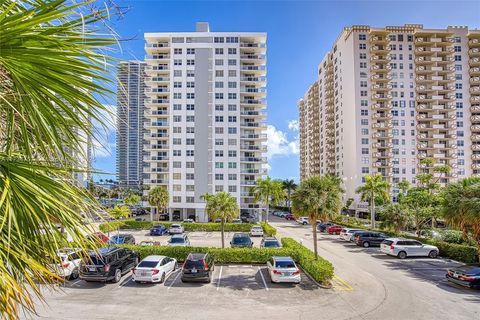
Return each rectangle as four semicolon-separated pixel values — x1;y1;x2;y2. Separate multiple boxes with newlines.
266;125;299;159
287;120;299;131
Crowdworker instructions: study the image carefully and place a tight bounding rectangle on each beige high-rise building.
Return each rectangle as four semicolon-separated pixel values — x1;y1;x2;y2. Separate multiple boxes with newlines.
143;22;267;222
299;24;480;209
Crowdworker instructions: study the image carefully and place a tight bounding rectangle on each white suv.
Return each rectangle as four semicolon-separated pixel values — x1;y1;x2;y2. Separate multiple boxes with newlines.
250;226;264;237
296;217;309;225
381;238;439;259
339;228;363;241
49;248;82;280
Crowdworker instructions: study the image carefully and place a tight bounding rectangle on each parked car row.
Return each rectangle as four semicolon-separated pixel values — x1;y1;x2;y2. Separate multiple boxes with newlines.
271;210;295;221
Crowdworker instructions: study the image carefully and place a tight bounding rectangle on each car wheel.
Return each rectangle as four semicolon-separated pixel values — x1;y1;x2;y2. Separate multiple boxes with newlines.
428;250;438;259
69;268;79;280
112;269;122;283
160;273;166;283
362;241;370;248
303;222;307;225
397;251;407;259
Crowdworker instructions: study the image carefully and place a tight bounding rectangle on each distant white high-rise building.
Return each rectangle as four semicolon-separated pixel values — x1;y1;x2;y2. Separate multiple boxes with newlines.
116;61;147;190
143;22;268;222
299;24;480;211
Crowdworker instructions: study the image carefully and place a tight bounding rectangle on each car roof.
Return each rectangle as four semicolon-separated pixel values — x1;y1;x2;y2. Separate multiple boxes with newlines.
233;232;249;236
251;226;262;229
92;247;121;256
272;256;294;262
264;237;278;241
153;225;165;227
142;255;166;262
187;252;207;260
112;233;132;237
171;224;182;227
171;234;185;238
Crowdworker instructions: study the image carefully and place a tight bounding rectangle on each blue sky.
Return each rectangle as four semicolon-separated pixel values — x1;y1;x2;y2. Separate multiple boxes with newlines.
92;0;480;182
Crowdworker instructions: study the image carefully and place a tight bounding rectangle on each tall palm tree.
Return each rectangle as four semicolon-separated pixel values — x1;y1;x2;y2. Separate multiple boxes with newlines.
201;192;239;248
356;174;391;229
282;179;297;212
253;177;284;222
148;186;169;221
0;1;116;318
291;175;343;259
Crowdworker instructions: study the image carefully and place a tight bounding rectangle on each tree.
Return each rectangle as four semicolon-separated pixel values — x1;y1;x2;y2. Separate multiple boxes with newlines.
108;205;131;219
148;186;169;221
400;188;435;237
291;175;343;259
441;177;480;242
379;203;410;233
355;174;391;229
124;194;141;206
0;1;117;317
282;179;297;212
253;177;284;222
201;192;239;248
342;198;354;214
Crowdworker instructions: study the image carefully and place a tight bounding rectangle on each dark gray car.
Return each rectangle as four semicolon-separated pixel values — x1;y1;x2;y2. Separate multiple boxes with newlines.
181;253;215;283
230;232;253;248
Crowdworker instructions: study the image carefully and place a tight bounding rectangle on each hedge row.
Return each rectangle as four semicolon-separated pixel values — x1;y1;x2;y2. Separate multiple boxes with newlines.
100;220;254;233
120;237;334;284
100;219;278;236
333;219;478;263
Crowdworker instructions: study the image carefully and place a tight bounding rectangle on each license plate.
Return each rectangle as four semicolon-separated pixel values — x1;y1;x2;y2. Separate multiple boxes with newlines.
140;272;147;277
88;267;96;272
283;272;291;276
191;268;197;273
453;273;459;278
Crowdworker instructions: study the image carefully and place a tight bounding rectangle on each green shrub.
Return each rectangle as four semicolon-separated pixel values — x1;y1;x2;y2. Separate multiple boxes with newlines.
260;222;277;236
281;238;334;284
99;220;279;233
119;237;335;284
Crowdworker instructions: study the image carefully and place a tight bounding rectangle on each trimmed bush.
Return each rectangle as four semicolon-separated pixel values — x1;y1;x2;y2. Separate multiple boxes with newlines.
100;220;255;233
281;238;334;284
119;237;334;284
260;222;277;236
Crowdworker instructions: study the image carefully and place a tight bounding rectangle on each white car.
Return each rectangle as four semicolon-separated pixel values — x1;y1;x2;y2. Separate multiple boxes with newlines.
169;224;184;234
381;238;439;259
250;226;264;237
267;256;301;284
183;219;195;223
132;255;177;283
339;228;363;241
48;248;82;280
296;217;309;225
168;234;190;247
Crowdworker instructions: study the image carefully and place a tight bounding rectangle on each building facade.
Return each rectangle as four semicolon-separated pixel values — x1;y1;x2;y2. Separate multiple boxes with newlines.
116;61;147;190
298;24;480;209
143;22;267;222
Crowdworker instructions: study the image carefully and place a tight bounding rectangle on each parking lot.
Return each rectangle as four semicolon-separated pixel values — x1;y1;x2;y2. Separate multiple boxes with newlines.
108;229;264;248
30;264;332;319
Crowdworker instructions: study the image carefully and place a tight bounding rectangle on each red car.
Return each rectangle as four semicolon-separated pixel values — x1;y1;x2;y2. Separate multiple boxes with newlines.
87;231;109;243
326;225;343;235
284;214;295;221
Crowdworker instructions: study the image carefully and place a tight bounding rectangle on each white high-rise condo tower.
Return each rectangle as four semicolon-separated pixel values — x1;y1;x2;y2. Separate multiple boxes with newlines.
298;24;480;213
144;22;267;222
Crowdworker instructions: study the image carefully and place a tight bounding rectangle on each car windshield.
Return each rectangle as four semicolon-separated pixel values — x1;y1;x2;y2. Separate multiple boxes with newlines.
138;261;159;268
110;236;125;243
275;261;296;268
252;227;262;230
87;255;106;266
171;225;181;228
232;237;250;244
264;241;280;248
153;225;164;229
170;237;185;243
382;240;394;245
184;260;205;269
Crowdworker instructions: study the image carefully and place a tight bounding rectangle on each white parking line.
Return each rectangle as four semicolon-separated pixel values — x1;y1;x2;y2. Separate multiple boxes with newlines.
258;267;269;291
168;270;182;290
71;280;82;286
216;266;223;291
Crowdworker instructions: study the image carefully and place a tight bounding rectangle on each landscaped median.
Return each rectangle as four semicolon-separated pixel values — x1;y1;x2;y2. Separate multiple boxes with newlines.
334;218;478;264
120;237;334;285
99;219;277;236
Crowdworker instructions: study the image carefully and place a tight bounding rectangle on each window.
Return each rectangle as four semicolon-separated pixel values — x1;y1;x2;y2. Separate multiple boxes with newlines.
215;48;224;54
215;81;224;88
228;70;237;77
215;127;224;134
187;93;195;99
173;115;181;122
215;150;224;157
228;48;236;54
186;138;195;145
174;81;182;88
215;162;224;168
187;70;195;77
228;82;237;89
173;127;181;133
228;186;237;193
455;55;462;61
173;173;181;180
186;162;195;168
186;150;194;156
187;48;195;54
173;161;181;168
173;93;182;99
361;148;369;155
228;116;237;122
361;128;369;135
174;70;182;77
186;185;194;191
186;197;194;203
454;46;461;52
186;82;195;88
228;162;237;169
173;150;181;156
186;115;194;122
214;37;224;43
228;104;237;111
173;184;181;191
173;138;181;145
362;167;369;174
359;53;367;59
186;104;195;111
228;127;237;134
359;43;366;50
215;116;224;122
174;48;182;54
215;93;224;99
173;104;182;111
173;196;181;203
361;119;368;125
215;139;224;146
228;59;237;66
360;62;367;68
361;138;369;144
174;59;182;66
359;34;366;40
228;174;237;181
228;93;237;99
186;173;194;180
215;104;224;111
215;174;224;180
228;150;237;157
187;59;195;65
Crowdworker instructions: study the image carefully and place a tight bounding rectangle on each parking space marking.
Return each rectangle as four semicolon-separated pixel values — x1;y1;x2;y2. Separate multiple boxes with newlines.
167;270;182;290
258;267;269;291
332;274;353;291
70;280;82;286
216;266;223;291
118;274;133;288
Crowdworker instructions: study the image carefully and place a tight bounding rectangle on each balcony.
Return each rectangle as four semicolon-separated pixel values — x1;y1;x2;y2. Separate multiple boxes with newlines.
471;77;480;85
240;54;266;60
240;76;266;83
470;67;480;75
240;145;267;151
145;42;170;54
469;38;480;46
240;87;267;94
469;48;480;56
145;110;169;117
150;133;169;138
240;157;267;163
145;121;169;128
371;103;392;110
240;180;257;186
371;74;392;82
240;168;267;174
240;43;266;48
370;64;392;72
371;94;392;101
470;86;480;94
145;98;170;105
150;156;169;161
240;122;266;128
240;133;267;139
145;76;170;84
240;99;266;105
470;58;480;67
370;46;389;53
240;65;266;72
145;54;170;62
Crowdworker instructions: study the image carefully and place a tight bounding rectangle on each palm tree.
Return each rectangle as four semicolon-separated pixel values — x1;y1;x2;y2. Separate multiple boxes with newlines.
400;187;435;237
282;179;297;212
356;174;391;229
291;175;343;259
0;1;116;317
148;186;169;221
253;177;284;222
441;177;480;241
379;203;410;233
124;194;141;206
201;192;239;248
